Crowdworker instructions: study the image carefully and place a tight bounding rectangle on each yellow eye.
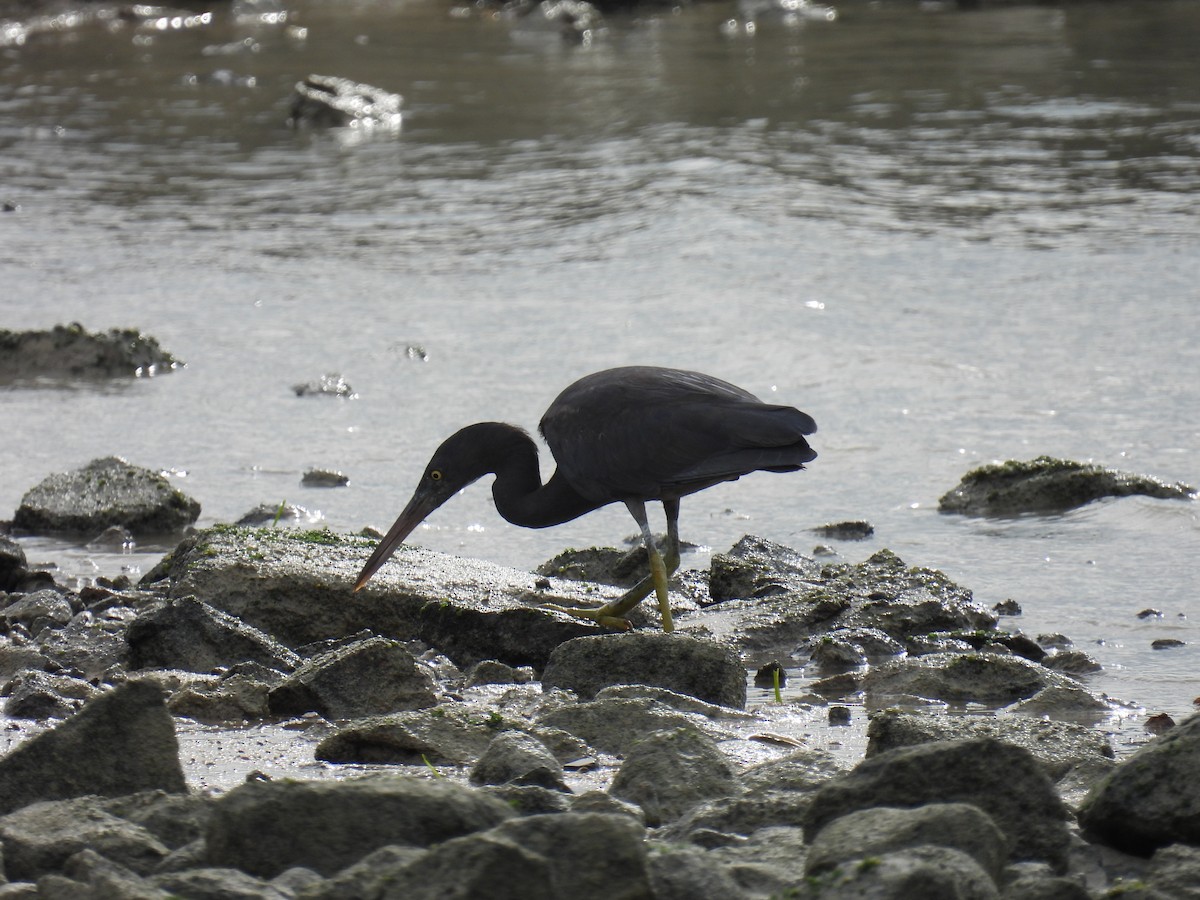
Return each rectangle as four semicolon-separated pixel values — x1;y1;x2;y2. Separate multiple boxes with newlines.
429;470;443;482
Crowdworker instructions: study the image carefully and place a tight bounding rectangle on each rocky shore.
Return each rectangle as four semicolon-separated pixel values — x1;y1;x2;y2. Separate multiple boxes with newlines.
2;502;1199;897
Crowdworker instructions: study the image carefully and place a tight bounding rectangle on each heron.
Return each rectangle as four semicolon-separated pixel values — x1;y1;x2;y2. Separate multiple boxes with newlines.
353;366;817;632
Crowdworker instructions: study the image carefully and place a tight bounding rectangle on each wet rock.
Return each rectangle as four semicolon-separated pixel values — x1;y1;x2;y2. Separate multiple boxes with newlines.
464;659;535;686
301;468;349;487
861;651;1076;706
708;534;822;602
536;545;644;588
1043;648;1102;674
470;730;567;791
610;727;738;827
803;738;1072;872
315;702;579;766
541;633;746;708
805;802;1008;882
14;457;200;538
797;845;1000;899
0;680;186;815
811;520;874;540
1008;683;1113;723
1077;711;1200;855
166;665;278;723
146;525;604;668
0;796;171;881
205;776;514;878
805;626;904;671
268;635;437;719
0;324;181;382
126;596;301;673
57;847;170;899
938;455;1195;516
866;709;1114;783
1;588;74;633
288;75;402;131
647;842;752;900
705;825;810;895
3;669;101;718
101;790;215;852
150;867;294;899
1136;844;1200;898
233;501;322;527
0;534;30;590
537;696;733;757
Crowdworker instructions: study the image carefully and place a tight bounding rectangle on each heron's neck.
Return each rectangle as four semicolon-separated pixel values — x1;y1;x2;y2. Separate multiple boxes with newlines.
486;425;598;529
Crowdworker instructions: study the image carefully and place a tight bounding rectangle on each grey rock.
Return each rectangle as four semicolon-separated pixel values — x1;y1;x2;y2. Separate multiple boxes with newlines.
290;372;355;397
803;738;1072;872
2;589;74;632
100;790;215;851
167;667;277;724
569;790;645;822
376;812;651;900
1139;844;1200;898
1008;683;1113;723
301;845;425;900
14;457;200;538
205;775;515;878
0;534;30;590
288;76;402;131
127;596;300;673
538;696;732;757
610;727;738;826
707;826;810;896
541;633;746;708
0;324;181;382
464;659;535;686
470;730;566;791
0;796;170;881
797;845;1000;899
268;636;437;719
146;526;605;668
0;680;186;815
862;651;1075;706
3;669;101;719
536;545;646;588
60;848;170;899
480;783;572;815
805;803;1009;881
646;843;751;900
938;455;1195;516
149;867;294;899
301;469;349;488
866;709;1114;781
708;534;822;602
1078;711;1200;855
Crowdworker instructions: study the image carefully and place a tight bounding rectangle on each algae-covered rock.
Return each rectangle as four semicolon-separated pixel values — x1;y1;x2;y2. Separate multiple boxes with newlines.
938;456;1194;516
0;323;181;382
14;456;201;537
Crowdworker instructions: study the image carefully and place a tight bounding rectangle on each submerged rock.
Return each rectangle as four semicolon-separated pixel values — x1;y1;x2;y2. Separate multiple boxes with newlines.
288;75;402;131
14;456;201;537
938;456;1195;516
0;323;181;382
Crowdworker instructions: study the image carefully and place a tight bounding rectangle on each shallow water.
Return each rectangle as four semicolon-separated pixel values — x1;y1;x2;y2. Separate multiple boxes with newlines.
2;0;1198;725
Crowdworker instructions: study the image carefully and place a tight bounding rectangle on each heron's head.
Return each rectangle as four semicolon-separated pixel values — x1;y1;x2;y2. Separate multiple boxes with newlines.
352;423;523;590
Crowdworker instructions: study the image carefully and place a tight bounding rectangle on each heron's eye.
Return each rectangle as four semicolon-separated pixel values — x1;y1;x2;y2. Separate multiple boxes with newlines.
429;470;443;482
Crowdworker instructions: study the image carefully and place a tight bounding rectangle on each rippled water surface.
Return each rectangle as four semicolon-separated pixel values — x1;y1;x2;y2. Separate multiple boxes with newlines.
2;0;1198;724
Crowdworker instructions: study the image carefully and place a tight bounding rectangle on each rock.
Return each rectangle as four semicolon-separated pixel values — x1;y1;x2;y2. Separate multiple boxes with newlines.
464;659;535;686
865;709;1114;781
708;534;822;602
363;812;651;900
1077;711;1200;855
149;867;294;899
1137;844;1200;898
100;790;215;851
0;796;171;880
205;776;514;878
610;727;739;827
0;534;30;590
2;589;75;633
14;457;200;537
301;469;349;487
536;545;646;588
705;825;810;895
60;847;171;899
3;669;101;718
646;843;751;900
797;845;1000;899
314;702;576;766
268;635;438;719
126;596;301;673
811;520;874;540
804;803;1009;882
290;372;356;397
0;680;186;815
541;633;746;708
233;502;322;527
1008;683;1113;723
470;730;567;791
0;324;181;382
537;696;732;757
145;525;605;668
1043;648;1102;675
288;76;402;131
938;455;1195;516
166;666;278;724
861;651;1076;706
803;738;1072;872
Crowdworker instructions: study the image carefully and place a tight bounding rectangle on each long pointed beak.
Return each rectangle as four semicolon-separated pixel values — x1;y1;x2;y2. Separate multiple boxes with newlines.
353;486;443;591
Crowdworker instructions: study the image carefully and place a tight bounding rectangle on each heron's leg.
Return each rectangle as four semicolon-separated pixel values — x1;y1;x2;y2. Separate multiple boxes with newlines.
542;500;676;632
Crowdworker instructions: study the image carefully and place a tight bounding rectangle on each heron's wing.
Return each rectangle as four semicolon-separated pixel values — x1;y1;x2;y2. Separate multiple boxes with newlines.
541;367;816;502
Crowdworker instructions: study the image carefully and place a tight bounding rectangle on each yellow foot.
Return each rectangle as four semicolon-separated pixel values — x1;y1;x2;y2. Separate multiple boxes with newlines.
541;602;633;632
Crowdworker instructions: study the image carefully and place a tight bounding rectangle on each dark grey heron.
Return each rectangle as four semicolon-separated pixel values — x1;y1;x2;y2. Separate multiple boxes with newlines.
353;366;817;632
